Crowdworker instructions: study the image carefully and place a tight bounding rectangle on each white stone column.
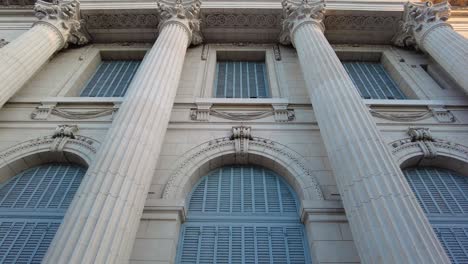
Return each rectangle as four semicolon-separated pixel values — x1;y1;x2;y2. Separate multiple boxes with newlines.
280;0;450;263
42;1;202;263
0;0;88;108
393;1;468;92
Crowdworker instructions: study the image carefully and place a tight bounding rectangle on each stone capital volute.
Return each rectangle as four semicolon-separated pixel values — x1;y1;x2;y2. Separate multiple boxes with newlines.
279;0;326;46
156;0;203;46
393;1;452;50
33;0;89;49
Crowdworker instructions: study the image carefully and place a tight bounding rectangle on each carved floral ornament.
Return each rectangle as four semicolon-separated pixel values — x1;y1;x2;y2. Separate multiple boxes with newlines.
156;0;202;45
280;0;326;45
34;0;89;48
393;1;451;50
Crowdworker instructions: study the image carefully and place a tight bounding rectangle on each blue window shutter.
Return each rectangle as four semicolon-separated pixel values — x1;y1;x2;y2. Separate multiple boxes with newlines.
0;164;86;264
215;61;270;98
179;166;311;263
404;167;468;263
342;61;406;100
80;60;141;97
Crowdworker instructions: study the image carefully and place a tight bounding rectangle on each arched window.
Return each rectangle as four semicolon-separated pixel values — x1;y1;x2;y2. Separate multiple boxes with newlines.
0;163;86;263
176;166;311;264
404;167;468;264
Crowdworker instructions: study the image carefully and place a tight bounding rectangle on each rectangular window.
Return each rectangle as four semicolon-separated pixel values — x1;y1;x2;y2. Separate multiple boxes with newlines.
80;60;141;97
343;61;406;100
215;61;269;98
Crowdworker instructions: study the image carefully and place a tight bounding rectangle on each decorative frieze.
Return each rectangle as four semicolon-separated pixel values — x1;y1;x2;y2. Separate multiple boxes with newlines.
324;15;397;31
83;13;158;29
202;13;280;28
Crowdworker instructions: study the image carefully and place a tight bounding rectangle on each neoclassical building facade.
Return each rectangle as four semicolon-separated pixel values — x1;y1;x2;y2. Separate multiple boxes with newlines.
0;0;467;263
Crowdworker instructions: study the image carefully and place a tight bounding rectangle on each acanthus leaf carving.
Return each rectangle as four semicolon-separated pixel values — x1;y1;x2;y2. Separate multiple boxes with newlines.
157;0;202;46
34;0;89;48
280;0;326;45
393;1;451;50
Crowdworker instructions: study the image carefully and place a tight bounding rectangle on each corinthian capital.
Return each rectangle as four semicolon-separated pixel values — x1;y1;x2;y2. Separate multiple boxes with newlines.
279;0;325;45
393;1;451;50
34;0;89;49
157;0;203;46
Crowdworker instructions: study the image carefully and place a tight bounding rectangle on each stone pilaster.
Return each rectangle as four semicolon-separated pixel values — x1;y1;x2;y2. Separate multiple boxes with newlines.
281;0;450;263
42;1;202;263
0;0;88;108
393;1;468;92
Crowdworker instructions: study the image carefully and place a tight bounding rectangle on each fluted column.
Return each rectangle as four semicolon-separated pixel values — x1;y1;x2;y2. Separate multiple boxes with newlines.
0;0;88;107
393;1;468;92
43;1;202;263
280;0;450;263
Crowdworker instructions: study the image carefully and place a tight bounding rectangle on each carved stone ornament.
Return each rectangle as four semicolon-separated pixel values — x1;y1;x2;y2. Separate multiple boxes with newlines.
190;103;295;122
280;0;326;45
157;0;203;46
231;126;252;163
162;136;324;200
0;38;9;48
31;102;119;120
369;106;455;123
391;127;455;160
393;1;451;50
51;124;79;152
82;13;158;29
34;0;89;48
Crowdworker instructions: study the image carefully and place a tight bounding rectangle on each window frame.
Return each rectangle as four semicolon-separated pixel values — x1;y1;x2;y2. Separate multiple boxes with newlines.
199;45;282;99
56;45;149;98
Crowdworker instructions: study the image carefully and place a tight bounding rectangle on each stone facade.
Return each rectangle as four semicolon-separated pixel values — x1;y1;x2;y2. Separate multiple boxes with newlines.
0;0;467;264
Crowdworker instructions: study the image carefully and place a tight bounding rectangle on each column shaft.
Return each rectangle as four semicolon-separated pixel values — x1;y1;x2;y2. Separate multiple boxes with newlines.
0;24;62;106
43;22;190;263
423;26;468;91
293;23;450;263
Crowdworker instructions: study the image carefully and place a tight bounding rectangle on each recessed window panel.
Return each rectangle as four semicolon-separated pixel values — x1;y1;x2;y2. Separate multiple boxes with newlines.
177;166;311;264
343;61;406;100
0;164;86;264
404;167;468;264
215;61;269;98
80;60;141;97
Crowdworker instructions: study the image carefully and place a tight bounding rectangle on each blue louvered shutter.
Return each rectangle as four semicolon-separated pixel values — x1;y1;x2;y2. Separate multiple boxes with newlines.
342;62;406;100
215;61;269;98
0;164;85;264
404;167;468;264
178;166;311;264
80;60;141;97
